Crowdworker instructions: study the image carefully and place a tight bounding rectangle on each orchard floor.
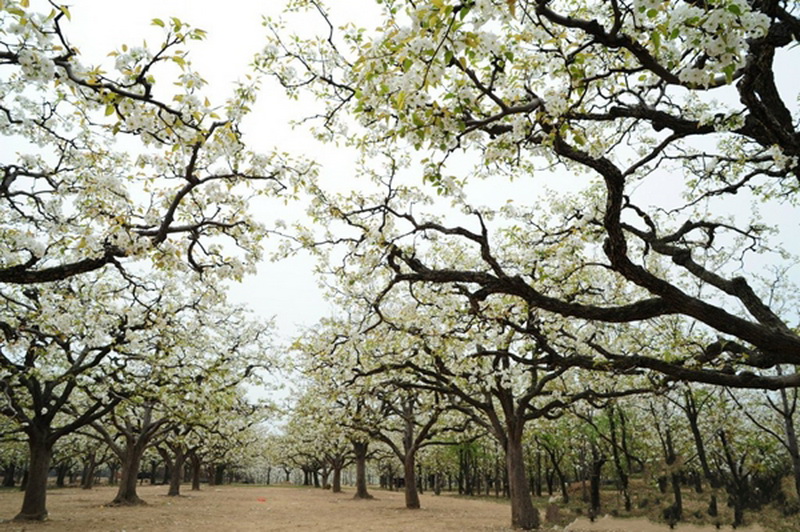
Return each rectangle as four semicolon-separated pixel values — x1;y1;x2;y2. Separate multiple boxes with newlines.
0;484;772;532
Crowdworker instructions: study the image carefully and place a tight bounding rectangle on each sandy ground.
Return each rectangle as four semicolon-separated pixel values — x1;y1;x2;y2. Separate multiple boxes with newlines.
0;485;771;531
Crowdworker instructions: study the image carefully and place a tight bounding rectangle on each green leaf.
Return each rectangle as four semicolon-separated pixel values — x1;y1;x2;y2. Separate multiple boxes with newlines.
651;30;661;49
727;4;742;16
152;18;165;27
723;63;736;84
105;104;115;116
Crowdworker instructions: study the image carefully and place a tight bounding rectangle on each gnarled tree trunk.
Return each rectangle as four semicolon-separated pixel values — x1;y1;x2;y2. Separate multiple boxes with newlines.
111;441;147;505
14;436;53;521
81;452;97;490
164;445;185;497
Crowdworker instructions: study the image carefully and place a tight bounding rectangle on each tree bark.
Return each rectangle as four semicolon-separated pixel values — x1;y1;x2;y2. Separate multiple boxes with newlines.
107;462;119;486
81;452;97;490
403;453;420;509
14;437;53;521
55;463;67;487
608;409;631;512
190;453;202;491
682;391;719;514
332;464;342;493
215;464;226;485
111;443;146;505
589;444;605;520
507;433;539;530
777;385;800;499
665;428;683;522
352;440;372;500
166;446;185;497
2;463;16;488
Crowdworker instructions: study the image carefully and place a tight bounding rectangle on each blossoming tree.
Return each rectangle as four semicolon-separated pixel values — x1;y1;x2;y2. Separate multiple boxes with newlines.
260;0;800;391
1;1;308;285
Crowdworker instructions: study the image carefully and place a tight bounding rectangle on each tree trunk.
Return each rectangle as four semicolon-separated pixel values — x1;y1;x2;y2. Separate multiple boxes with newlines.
111;442;146;505
506;433;539;530
2;463;16;487
608;408;631;512
683;392;719;514
15;437;53;521
589;444;605;520
332;464;342;493
319;465;331;490
190;453;202;491
106;462;119;486
55;463;67;487
81;452;97;490
161;462;170;485
352;441;373;500
777;385;800;499
404;453;420;509
664;428;682;523
718;429;746;527
215;464;226;485
167;446;185;497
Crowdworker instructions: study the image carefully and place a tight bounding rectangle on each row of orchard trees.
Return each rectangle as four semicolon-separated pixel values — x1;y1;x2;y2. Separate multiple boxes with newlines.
0;272;274;517
286;307;800;529
0;1;289;521
259;0;800;530
0;387;270;493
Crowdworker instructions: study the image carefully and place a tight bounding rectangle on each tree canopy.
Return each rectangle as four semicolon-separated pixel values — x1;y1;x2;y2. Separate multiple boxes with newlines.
260;0;800;389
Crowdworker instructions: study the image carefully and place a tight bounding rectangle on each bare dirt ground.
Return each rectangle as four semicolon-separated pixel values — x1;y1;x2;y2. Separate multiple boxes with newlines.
0;484;772;531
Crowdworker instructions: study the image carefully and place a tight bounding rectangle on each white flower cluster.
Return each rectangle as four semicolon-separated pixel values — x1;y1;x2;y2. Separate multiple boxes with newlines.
16;47;55;82
666;3;769;86
768;145;799;172
113;46;151;73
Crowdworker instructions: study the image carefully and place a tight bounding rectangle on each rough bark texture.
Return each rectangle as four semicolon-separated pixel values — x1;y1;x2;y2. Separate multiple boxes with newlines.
403;454;420;509
506;435;539;530
14;437;53;521
111;444;146;506
167;446;185;497
190;453;202;491
332;466;342;493
81;452;97;490
352;441;372;500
